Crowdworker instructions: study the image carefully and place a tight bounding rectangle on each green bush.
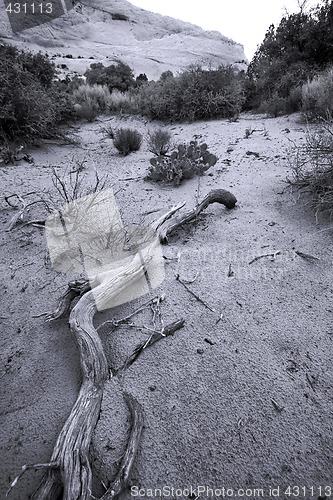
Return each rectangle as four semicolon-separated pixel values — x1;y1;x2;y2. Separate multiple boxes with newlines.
302;67;333;121
72;84;112;113
84;61;135;92
0;43;76;143
146;128;172;155
134;65;244;122
107;89;138;114
113;128;142;155
147;140;218;185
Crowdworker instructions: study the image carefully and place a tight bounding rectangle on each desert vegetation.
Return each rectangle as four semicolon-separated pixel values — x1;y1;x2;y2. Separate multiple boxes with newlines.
2;2;333;499
147;140;218;185
289;120;333;219
1;0;333;214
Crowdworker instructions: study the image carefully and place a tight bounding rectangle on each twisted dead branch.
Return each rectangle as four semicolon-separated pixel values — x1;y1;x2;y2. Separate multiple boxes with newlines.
158;189;237;243
8;188;236;499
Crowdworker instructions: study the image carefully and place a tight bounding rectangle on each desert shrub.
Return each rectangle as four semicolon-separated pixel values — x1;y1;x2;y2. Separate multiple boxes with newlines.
147;140;218;185
113;128;142;155
84;61;135;92
245;0;333;113
0;43;77;143
111;12;129;21
289;121;333;218
146;128;172;155
107;89;139;114
72;84;112;113
73;103;99;122
259;94;288;117
159;70;174;82
135;73;148;86
134;65;244;121
302;67;333;121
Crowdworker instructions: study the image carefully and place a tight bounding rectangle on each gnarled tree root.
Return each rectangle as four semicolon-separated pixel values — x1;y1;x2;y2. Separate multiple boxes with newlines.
10;188;236;499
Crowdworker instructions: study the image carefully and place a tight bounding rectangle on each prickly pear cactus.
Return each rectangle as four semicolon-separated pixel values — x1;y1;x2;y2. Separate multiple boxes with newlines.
147;140;218;185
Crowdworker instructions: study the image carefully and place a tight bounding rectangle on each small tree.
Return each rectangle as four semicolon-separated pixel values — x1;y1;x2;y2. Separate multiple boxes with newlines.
84;61;135;92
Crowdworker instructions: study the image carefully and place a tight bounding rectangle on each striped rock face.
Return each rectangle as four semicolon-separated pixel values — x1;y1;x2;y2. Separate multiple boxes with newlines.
3;0;74;33
0;0;247;80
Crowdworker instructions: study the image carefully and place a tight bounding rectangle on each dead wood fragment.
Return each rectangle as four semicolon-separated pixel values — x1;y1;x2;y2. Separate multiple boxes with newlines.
6;462;60;498
158;189;237;243
248;251;281;265
32;290;109;500
100;392;144;500
175;273;215;312
271;399;285;412
119;318;185;374
295;250;320;261
45;279;91;321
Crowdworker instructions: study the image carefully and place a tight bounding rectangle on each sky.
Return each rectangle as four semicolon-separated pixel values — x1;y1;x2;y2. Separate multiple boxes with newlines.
128;0;321;61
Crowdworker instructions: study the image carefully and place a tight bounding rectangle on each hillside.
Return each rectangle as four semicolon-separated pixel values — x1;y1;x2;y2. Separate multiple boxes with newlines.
0;0;247;79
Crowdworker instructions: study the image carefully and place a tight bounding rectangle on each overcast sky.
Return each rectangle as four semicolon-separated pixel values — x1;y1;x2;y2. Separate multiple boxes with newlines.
128;0;321;60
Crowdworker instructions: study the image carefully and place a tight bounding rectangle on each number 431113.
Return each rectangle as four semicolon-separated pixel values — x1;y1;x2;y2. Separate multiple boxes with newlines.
6;3;53;14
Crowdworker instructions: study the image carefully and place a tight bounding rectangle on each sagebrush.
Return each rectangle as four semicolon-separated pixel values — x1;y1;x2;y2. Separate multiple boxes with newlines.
113;128;142;155
133;65;244;121
302;67;333;121
289;122;333;219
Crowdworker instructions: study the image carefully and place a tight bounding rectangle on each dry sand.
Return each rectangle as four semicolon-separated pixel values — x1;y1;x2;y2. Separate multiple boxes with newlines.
1;112;332;499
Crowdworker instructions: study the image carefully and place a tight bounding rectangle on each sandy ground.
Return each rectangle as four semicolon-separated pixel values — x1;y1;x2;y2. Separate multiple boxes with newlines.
1;113;332;500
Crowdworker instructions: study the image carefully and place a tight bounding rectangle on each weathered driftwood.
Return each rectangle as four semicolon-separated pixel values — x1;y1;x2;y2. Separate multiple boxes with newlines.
158;189;237;243
100;392;144;500
11;188;236;499
32;244;158;499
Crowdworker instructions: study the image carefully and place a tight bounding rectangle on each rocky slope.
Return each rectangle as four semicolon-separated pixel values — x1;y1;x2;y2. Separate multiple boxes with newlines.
0;0;247;79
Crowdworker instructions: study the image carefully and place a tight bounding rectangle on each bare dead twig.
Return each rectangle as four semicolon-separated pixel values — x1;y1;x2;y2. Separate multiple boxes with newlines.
249;251;281;265
175;273;215;312
271;399;285;412
118;318;185;374
6;462;59;497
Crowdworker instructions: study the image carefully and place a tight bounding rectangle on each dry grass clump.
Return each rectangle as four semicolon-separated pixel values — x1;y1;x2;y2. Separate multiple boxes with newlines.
146;128;172;156
289;122;333;219
113;128;142;155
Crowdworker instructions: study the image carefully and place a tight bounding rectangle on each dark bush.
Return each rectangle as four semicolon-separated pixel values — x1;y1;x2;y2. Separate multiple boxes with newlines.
134;65;244;121
84;61;135;92
113;128;142;155
111;12;129;21
0;43;76;143
245;1;333;113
